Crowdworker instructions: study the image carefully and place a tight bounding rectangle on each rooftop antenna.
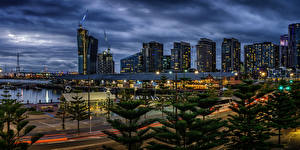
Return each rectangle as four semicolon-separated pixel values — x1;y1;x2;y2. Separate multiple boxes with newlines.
79;9;88;27
104;29;111;53
16;52;20;73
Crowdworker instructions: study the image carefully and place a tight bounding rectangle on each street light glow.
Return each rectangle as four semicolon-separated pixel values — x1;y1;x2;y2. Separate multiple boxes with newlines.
156;71;160;75
195;70;199;74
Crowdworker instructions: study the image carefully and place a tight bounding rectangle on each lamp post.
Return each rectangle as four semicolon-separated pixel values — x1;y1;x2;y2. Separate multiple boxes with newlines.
87;73;91;133
155;71;160;98
169;71;178;117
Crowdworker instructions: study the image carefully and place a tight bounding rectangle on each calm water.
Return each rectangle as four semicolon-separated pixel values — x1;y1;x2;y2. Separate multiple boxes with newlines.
0;79;51;84
0;88;61;104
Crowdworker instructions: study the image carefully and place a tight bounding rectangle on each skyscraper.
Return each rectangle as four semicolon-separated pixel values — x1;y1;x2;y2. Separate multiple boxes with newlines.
162;55;171;72
142;41;163;72
88;36;98;74
196;38;216;72
171;42;191;72
221;38;241;72
77;26;89;75
288;23;300;69
96;49;114;74
120;52;143;73
244;45;255;74
244;42;279;75
280;34;289;68
77;25;98;75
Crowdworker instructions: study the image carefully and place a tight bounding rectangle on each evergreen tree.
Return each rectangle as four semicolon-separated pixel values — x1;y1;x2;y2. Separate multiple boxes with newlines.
0;91;43;150
67;96;88;133
265;91;299;146
290;82;300;112
188;92;219;120
226;80;275;150
154;95;172;118
56;96;69;130
159;75;168;89
102;100;157;150
148;101;227;150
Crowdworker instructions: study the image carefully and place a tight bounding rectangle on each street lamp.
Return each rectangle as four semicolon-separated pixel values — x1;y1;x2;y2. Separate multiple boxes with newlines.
156;71;160;75
290;73;294;81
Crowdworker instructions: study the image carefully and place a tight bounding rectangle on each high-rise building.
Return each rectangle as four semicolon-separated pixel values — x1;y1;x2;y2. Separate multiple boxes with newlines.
162;55;171;72
77;26;89;75
120;52;143;73
96;49;114;74
244;45;255;74
288;23;300;69
196;38;216;72
221;38;241;72
280;34;289;67
77;25;98;75
171;42;191;72
244;42;279;74
88;36;98;74
142;41;163;72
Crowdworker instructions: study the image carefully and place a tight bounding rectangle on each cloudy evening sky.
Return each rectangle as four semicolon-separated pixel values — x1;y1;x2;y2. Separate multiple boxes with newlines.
1;0;299;72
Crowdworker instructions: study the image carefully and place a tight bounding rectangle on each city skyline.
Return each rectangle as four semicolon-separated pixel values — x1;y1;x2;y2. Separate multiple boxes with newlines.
1;0;300;72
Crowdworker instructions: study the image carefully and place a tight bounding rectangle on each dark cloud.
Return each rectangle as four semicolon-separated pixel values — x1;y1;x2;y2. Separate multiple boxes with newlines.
0;0;298;72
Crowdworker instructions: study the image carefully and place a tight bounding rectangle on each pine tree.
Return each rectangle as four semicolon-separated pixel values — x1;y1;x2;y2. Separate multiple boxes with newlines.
67;96;88;133
159;75;168;89
0;91;43;149
102;100;157;150
226;80;275;149
290;82;300;112
56;96;69;130
265;91;299;146
188;92;219;120
148;101;227;150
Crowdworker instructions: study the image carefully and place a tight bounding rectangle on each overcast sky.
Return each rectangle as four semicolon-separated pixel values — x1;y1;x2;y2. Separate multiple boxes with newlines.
0;0;299;72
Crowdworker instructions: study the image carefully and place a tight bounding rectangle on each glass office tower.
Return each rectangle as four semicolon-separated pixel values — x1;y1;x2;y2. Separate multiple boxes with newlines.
288;23;300;69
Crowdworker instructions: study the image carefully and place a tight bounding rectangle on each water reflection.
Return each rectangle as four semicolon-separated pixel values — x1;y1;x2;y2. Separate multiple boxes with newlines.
0;88;61;104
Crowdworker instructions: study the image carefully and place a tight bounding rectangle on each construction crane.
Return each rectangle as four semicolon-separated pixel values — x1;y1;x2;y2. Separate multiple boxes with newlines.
79;9;88;27
104;29;111;53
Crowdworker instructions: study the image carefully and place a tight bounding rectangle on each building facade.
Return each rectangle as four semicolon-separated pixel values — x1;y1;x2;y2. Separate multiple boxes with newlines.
280;34;289;68
120;52;143;73
288;23;300;69
244;42;279;75
196;38;216;72
77;26;98;75
96;49;114;74
142;41;163;72
171;42;191;72
221;38;241;72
